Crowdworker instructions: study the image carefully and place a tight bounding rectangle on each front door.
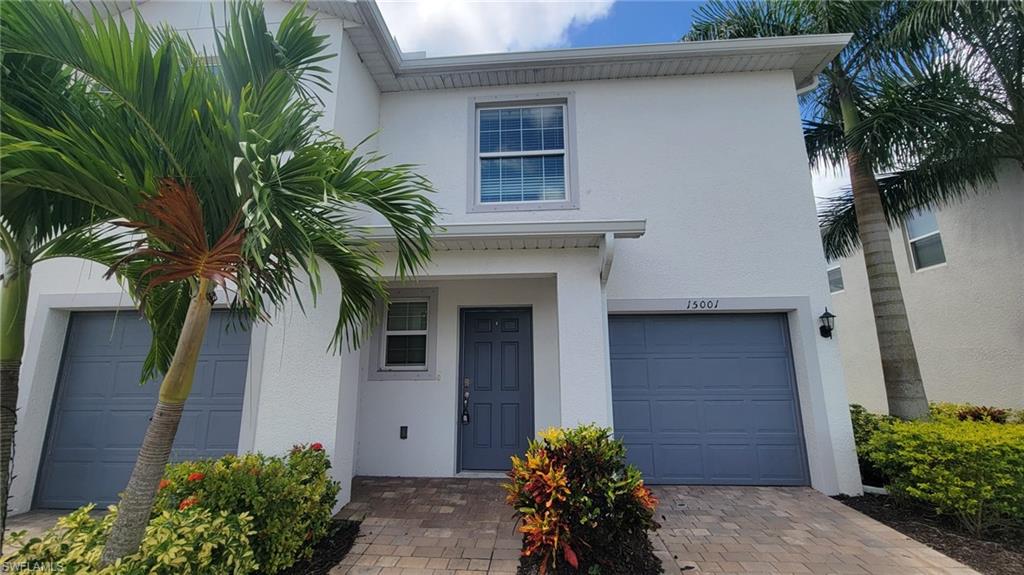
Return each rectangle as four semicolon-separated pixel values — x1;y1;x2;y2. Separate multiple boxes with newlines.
459;309;534;471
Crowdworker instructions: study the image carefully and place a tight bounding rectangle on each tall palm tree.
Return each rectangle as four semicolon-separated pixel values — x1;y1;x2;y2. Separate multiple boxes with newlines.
819;0;1023;257
0;54;132;550
686;0;937;420
1;0;439;562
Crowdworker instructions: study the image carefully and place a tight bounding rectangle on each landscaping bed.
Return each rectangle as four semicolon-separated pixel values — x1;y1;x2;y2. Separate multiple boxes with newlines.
836;494;1024;575
271;518;360;575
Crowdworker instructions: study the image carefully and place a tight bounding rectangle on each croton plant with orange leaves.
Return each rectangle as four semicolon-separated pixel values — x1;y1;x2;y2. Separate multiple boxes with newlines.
504;425;661;575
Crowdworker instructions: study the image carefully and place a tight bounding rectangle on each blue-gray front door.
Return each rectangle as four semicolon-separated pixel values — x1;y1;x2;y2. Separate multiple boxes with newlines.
459;309;534;471
35;310;251;509
609;313;809;486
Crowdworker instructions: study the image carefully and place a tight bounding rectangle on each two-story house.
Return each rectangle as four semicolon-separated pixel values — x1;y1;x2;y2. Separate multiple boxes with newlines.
10;0;860;516
828;166;1024;412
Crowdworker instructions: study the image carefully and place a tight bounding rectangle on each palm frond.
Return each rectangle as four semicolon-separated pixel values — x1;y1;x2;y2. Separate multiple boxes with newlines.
819;155;1000;259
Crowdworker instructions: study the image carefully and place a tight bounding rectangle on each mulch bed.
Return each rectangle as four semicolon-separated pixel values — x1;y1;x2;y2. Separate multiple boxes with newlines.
271;518;360;575
835;494;1024;575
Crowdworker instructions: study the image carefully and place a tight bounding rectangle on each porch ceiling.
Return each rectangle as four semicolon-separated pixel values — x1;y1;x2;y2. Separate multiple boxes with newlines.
365;219;646;252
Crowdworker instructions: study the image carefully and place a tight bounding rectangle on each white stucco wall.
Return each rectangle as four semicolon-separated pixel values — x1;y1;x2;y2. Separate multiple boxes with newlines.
832;167;1024;412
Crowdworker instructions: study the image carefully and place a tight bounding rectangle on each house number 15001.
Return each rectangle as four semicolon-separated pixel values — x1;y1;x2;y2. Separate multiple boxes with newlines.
686;298;720;310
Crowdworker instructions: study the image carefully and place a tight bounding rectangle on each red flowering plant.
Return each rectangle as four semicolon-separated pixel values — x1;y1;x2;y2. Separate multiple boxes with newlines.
153;447;339;573
504;425;661;575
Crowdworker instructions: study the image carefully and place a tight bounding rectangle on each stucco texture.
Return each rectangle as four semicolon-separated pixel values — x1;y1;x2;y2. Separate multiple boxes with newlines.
833;166;1024;412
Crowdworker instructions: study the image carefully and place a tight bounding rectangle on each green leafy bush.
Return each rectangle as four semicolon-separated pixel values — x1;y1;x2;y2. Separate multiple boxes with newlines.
1;504;257;574
866;419;1024;534
154;443;339;573
848;404;893;486
3;444;338;574
504;425;661;575
929;401;1017;424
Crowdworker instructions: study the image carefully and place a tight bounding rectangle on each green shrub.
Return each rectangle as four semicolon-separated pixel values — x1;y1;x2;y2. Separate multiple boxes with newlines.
3;444;338;574
1;504;257;574
930;401;1017;424
848;404;893;486
154;443;339;573
866;419;1024;535
504;425;661;575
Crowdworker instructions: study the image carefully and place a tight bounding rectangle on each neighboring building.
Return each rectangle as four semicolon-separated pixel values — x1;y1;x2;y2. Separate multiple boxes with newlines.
829;166;1024;412
10;0;860;516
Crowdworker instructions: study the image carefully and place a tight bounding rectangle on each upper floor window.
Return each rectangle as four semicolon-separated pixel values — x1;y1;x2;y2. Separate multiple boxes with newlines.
827;265;844;294
905;208;946;270
470;95;578;212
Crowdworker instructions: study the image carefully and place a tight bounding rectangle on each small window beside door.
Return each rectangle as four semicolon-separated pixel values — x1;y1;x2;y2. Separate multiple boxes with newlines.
905;208;946;270
827;265;845;294
382;300;429;369
369;288;438;381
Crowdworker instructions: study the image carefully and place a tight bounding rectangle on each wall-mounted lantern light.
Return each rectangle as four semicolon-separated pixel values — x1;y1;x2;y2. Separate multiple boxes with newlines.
819;308;836;339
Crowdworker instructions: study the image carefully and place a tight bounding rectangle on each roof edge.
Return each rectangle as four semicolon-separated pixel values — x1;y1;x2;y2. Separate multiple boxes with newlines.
366;219;647;241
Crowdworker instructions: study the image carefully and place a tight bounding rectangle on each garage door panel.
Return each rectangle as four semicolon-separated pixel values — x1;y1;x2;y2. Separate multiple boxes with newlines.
703;400;748;433
691;357;744;390
36;311;250;509
653;400;699;432
51;410;103;447
751;399;801;433
623;442;655;477
648;357;698;389
608;318;646;350
610;358;648;389
705;444;757;482
610;314;808;486
63;361;113;398
113;362;156;397
613;400;652;432
756;446;807;484
746;357;793;389
653;444;703;481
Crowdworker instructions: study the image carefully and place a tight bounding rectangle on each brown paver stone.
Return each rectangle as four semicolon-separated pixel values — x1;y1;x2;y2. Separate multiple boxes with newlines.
331;478;979;574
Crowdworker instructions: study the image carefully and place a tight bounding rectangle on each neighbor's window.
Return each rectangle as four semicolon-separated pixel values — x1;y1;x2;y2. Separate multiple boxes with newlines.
905;208;946;270
478;104;566;204
827;265;845;293
382;300;429;369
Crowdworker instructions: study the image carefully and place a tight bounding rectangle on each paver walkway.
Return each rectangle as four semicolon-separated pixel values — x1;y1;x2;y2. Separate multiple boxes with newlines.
332;477;979;575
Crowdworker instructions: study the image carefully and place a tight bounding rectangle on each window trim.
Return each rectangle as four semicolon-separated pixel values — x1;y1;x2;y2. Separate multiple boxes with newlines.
379;298;430;371
826;265;844;294
368;287;438;381
467;92;580;213
904;209;946;271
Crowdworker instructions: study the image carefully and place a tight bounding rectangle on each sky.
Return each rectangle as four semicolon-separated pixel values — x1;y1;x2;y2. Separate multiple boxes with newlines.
376;0;851;199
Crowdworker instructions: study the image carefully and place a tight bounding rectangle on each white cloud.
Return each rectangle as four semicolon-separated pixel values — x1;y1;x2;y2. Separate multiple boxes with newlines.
811;166;850;206
377;0;616;57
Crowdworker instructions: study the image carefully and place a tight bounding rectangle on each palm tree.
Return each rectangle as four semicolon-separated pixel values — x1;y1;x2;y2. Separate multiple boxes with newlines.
0;54;133;550
686;0;938;420
819;1;1023;257
1;0;439;562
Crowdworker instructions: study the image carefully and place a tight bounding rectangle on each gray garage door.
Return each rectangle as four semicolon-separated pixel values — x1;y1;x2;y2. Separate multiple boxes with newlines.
35;311;251;509
609;314;808;485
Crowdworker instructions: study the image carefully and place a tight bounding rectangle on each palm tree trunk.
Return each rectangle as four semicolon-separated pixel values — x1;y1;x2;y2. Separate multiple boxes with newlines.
99;278;214;565
0;260;30;553
840;91;930;420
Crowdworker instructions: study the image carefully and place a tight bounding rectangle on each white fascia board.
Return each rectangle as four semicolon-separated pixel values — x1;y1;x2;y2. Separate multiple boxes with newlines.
365;219;647;241
339;0;849;91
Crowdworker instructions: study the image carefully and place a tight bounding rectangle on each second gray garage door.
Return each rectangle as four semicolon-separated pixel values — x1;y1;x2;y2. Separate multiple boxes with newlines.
609;314;808;485
35;311;251;509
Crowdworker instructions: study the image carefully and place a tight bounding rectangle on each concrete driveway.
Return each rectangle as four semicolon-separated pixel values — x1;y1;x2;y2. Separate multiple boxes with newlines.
332;477;978;575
